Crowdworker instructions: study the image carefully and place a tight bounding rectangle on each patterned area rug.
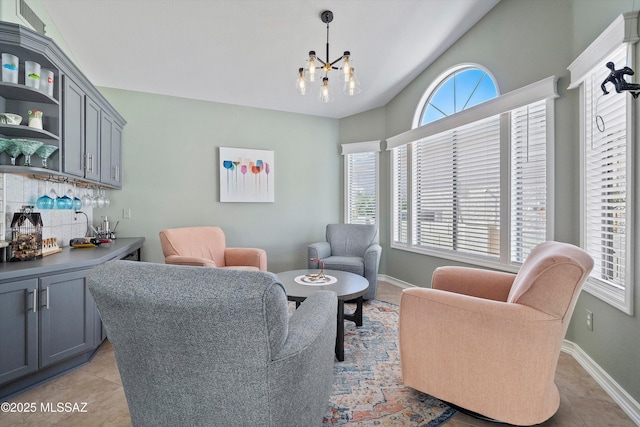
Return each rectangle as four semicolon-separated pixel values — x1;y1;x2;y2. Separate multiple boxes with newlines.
322;300;456;426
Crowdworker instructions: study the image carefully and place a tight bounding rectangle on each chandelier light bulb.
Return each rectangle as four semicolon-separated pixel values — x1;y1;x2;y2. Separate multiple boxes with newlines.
307;51;317;83
318;77;334;102
344;68;361;96
296;68;306;95
341;51;351;82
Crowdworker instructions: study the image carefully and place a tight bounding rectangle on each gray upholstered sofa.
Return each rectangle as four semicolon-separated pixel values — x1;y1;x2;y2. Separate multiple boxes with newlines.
308;223;382;300
88;260;337;427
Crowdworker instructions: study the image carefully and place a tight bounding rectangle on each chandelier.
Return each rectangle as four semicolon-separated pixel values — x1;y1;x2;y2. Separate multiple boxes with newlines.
296;10;361;102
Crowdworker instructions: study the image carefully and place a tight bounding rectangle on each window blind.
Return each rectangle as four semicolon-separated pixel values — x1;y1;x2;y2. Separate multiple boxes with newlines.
413;115;501;257
392;145;408;244
346;151;377;225
584;45;628;291
510;100;548;263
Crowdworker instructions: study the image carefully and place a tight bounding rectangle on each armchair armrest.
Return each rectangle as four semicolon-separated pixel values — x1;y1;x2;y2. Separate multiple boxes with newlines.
308;242;331;268
431;266;515;302
274;290;337;361
268;290;337;426
364;243;382;272
164;255;217;267
225;247;267;271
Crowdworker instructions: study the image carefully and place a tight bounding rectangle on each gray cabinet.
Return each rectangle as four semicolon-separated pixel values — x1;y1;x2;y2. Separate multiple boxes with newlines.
100;111;123;188
0;21;125;188
0;238;144;399
62;77;101;182
84;97;102;182
38;270;95;368
62;77;84;178
0;278;38;385
0;271;95;386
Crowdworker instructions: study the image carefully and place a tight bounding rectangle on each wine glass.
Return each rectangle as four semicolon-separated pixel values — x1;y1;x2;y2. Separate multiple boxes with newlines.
82;190;95;208
13;139;43;166
36;191;55;209
72;185;82;210
48;188;58;204
56;189;73;209
35;144;58;168
4;141;21;165
95;188;107;208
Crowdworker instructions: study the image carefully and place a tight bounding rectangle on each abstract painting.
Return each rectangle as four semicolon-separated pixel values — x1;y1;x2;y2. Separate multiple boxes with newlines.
219;147;274;202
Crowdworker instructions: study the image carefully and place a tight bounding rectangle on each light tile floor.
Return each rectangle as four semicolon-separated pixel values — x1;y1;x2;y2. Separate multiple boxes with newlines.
0;282;635;426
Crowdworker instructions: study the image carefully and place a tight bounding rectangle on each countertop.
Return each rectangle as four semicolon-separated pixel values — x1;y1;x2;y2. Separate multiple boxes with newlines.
0;237;145;281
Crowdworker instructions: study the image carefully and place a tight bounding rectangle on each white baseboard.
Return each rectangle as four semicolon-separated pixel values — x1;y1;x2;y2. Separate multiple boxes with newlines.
378;274;416;289
380;274;640;424
562;340;640;425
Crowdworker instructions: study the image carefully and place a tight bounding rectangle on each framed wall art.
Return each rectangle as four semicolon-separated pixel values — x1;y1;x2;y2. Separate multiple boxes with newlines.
219;147;274;202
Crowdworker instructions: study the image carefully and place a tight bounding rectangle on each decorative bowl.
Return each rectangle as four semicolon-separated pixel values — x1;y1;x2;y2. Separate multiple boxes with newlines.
0;113;22;125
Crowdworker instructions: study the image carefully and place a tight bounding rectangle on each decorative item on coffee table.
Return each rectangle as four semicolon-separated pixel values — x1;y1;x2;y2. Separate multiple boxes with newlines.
306;258;326;281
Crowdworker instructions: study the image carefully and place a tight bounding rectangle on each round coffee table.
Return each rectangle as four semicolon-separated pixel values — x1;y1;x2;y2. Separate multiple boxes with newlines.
276;269;369;362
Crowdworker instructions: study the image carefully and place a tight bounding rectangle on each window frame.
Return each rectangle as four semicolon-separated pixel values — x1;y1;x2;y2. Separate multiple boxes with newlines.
568;12;638;315
413;63;499;128
389;76;557;272
342;140;381;226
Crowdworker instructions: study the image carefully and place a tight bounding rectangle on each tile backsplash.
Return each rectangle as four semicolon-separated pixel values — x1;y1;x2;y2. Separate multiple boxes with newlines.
1;173;94;247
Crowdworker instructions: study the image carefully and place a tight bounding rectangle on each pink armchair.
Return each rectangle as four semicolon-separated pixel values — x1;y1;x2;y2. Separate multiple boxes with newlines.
159;226;267;271
399;241;593;425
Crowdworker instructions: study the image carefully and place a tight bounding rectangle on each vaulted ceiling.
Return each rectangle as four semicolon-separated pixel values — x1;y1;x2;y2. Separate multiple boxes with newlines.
41;0;499;119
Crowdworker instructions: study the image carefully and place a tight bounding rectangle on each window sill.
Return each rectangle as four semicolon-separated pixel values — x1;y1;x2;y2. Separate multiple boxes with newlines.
390;243;520;274
582;278;633;315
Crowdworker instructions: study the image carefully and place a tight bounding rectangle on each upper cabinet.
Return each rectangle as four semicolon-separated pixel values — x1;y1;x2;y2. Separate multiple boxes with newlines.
0;22;126;188
100;111;122;187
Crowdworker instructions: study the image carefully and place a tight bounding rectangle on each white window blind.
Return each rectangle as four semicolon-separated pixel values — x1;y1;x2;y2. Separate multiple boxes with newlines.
413;115;501;258
389;75;556;270
584;45;628;294
510;100;548;263
392;145;408;244
346;151;377;225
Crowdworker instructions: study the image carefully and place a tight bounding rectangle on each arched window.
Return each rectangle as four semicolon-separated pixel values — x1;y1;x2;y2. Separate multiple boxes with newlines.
391;63;557;269
415;65;499;127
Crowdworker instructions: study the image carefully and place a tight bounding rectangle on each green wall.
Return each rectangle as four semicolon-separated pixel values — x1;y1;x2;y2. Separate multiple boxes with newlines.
340;0;640;406
97;88;341;273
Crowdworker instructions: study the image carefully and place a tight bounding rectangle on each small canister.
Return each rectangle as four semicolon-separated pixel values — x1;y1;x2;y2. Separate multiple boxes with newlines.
28;109;43;129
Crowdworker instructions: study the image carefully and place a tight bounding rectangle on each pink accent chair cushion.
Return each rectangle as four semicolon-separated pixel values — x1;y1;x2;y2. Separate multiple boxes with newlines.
399;241;593;425
159;226;267;271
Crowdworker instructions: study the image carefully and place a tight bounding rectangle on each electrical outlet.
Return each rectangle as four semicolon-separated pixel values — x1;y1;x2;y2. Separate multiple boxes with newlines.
123;208;132;219
586;309;593;331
